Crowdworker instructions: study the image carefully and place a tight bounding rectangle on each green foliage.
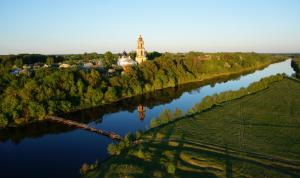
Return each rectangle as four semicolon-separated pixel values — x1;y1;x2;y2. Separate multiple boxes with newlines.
106;131;146;156
128;51;136;59
86;78;300;178
107;143;120;155
46;57;55;65
150;74;284;129
14;58;23;68
104;87;117;102
28;102;46;120
191;74;284;113
0;53;286;128
102;51;117;68
80;160;99;176
123;133;134;147
0;114;8;128
84;86;103;107
135;130;143;139
147;51;162;60
150;118;160;128
167;163;176;174
174;108;183;118
292;57;300;78
150;108;184;128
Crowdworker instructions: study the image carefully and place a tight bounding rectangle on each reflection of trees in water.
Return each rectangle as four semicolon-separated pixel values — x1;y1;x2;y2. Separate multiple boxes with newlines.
0;69;259;143
0;121;72;144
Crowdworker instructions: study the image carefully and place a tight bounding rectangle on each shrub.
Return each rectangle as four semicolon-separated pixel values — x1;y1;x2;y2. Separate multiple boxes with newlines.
0;114;8;127
107;143;120;155
167;163;176;174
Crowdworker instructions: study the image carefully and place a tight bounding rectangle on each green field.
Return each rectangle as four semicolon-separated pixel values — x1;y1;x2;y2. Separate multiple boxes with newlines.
84;78;300;178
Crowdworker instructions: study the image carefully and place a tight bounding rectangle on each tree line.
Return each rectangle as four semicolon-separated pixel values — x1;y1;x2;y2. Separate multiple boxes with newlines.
0;51;162;69
291;57;300;78
105;74;285;159
149;74;285;129
0;52;286;128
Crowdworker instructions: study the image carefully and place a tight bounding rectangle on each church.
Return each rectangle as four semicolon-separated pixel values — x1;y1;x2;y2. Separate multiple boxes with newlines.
135;34;147;64
117;35;147;67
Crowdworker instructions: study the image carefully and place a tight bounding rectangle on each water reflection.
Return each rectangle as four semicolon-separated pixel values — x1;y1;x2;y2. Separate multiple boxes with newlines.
137;104;146;121
0;69;266;143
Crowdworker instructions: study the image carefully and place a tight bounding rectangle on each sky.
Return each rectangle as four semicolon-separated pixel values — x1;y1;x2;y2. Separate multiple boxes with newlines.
0;0;300;54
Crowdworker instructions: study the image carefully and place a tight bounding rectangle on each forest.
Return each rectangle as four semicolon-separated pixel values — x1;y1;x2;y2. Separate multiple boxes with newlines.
0;52;285;128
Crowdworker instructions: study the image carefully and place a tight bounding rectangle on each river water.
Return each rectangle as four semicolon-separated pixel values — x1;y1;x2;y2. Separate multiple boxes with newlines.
0;59;295;178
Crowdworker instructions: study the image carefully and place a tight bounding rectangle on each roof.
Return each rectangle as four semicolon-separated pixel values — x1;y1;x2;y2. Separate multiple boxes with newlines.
117;56;137;67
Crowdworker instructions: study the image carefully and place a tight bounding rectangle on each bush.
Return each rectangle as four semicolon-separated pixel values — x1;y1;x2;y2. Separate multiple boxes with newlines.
107;133;137;155
107;143;120;155
167;163;176;174
135;130;143;139
0;114;8;127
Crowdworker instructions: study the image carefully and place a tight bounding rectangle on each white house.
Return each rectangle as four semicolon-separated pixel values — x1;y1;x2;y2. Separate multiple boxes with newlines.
117;51;137;67
59;63;71;68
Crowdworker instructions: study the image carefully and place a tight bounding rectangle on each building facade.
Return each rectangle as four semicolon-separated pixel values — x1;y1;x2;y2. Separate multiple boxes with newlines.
135;35;147;64
117;51;137;67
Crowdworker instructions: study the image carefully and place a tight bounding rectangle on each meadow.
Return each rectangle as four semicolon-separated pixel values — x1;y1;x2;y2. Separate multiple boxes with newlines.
84;78;300;178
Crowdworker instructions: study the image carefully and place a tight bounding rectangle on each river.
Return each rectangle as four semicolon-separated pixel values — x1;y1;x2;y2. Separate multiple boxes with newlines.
0;59;295;178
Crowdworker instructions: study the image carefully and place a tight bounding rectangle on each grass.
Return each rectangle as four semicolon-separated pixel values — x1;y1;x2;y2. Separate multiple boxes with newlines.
83;78;300;178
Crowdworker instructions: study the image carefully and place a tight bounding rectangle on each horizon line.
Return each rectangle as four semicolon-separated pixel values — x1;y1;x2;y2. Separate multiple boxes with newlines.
1;51;300;56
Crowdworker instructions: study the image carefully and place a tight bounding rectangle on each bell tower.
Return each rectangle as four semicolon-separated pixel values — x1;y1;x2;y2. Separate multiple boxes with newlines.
135;35;147;64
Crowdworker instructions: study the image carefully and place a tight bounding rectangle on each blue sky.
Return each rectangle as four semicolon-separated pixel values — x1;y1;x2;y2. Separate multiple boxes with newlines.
0;0;300;54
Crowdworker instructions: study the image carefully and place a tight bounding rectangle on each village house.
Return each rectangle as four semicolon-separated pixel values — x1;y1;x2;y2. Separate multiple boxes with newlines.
59;63;71;68
117;51;137;67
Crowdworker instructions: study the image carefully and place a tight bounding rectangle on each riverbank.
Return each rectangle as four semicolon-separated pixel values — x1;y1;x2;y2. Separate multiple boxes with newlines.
83;77;300;177
0;58;296;178
0;55;286;129
292;57;300;77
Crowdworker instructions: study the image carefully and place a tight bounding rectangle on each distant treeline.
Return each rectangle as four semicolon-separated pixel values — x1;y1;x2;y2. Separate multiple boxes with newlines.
0;51;162;68
0;54;60;67
0;52;285;128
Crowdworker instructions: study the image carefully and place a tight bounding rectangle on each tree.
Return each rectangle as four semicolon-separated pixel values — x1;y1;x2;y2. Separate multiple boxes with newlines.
147;51;161;60
77;79;85;96
87;69;100;87
174;108;183;118
46;57;55;65
159;109;173;123
84;86;102;106
128;51;136;59
28;102;46;120
0;114;8;128
15;58;23;68
167;163;176;174
102;51;117;68
107;143;120;155
104;87;118;102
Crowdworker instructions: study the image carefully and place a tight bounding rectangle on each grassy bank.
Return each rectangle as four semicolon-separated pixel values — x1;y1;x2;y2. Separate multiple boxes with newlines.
83;77;300;178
